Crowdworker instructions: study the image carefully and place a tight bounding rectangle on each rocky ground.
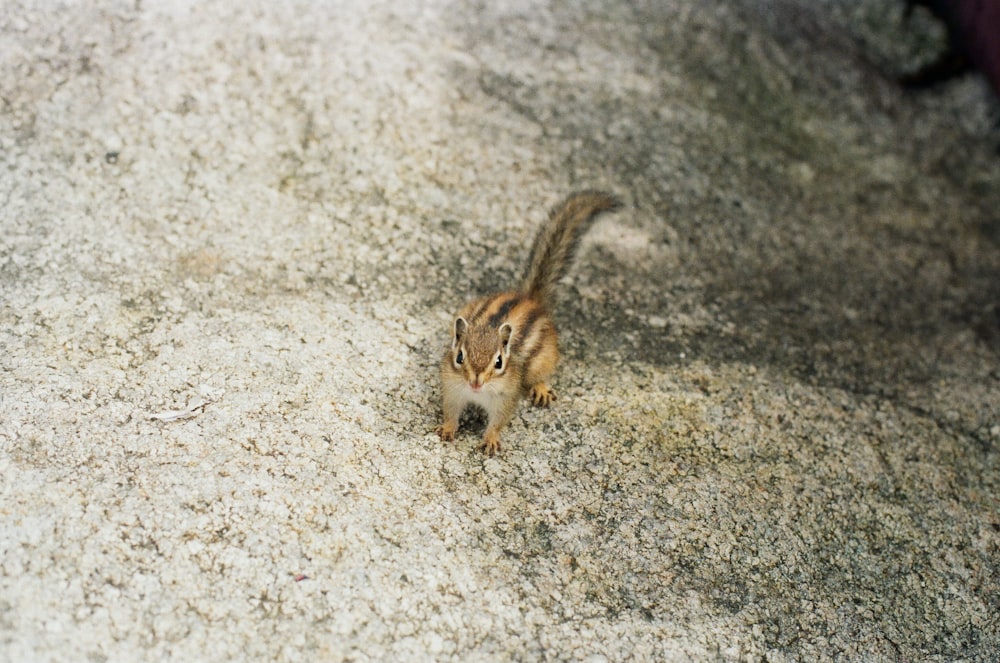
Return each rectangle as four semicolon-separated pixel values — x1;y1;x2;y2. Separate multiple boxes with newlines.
1;0;998;660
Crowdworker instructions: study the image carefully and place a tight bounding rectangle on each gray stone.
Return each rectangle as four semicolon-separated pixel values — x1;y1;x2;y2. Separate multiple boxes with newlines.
2;1;998;660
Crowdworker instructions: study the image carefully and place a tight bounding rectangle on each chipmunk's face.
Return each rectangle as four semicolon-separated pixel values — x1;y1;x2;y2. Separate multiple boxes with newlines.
450;316;512;393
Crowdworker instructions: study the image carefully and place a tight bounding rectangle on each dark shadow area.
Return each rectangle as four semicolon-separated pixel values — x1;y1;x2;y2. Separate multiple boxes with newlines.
463;1;1000;439
446;4;1000;657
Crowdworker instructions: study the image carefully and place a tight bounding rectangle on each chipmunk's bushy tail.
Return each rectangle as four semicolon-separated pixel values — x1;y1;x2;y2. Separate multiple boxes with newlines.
521;190;621;307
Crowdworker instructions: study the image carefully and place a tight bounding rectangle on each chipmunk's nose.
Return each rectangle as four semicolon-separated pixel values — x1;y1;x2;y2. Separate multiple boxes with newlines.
469;377;482;391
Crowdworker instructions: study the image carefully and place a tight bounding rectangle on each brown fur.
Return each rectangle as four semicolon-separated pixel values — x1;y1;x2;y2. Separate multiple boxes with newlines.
436;191;621;455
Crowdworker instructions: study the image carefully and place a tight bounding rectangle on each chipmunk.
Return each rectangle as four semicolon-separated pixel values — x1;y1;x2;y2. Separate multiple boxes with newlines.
435;191;621;456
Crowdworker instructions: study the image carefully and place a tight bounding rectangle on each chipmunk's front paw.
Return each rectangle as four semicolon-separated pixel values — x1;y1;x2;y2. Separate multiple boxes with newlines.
478;430;501;456
436;421;457;442
529;383;556;407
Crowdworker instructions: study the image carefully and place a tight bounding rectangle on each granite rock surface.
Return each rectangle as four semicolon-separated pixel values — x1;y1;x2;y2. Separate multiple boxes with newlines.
2;1;998;661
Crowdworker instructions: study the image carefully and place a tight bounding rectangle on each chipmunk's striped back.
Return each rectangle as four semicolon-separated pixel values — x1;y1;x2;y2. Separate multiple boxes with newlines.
521;191;621;308
437;190;622;456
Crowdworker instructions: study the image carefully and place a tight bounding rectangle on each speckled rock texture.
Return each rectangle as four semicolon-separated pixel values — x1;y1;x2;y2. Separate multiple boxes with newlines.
2;1;998;661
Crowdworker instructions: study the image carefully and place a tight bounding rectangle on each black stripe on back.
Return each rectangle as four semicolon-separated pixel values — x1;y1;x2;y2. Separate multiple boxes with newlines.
510;307;542;353
487;295;524;328
469;293;507;324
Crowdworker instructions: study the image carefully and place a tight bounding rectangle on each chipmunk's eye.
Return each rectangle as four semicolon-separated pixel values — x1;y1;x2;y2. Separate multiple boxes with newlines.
456;350;464;365
494;354;503;370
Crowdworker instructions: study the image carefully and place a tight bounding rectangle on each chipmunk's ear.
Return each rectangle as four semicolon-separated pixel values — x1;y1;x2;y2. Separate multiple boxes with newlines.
453;317;468;346
498;323;512;352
